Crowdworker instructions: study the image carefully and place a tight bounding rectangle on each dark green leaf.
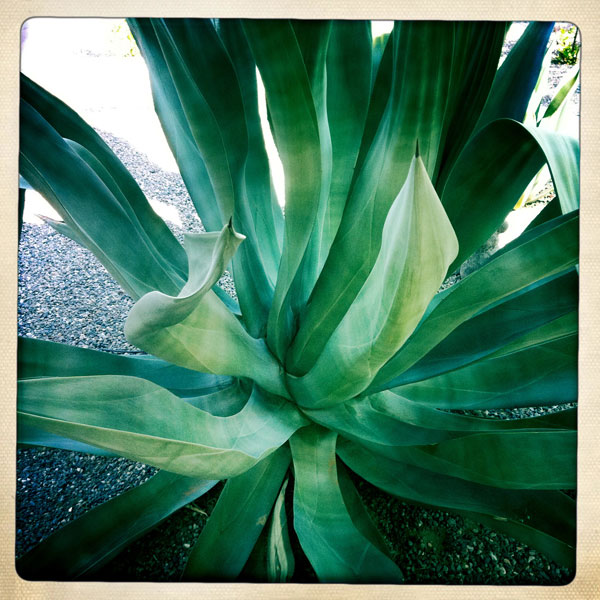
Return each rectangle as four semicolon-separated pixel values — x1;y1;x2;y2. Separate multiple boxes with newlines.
360;429;576;489
392;333;577;410
338;438;575;549
18;336;232;398
289;426;403;583
474;22;554;132
16;471;217;580
394;269;578;384
182;446;290;581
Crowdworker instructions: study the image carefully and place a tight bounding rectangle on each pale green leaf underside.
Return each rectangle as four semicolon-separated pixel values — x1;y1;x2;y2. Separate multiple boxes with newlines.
125;222;288;398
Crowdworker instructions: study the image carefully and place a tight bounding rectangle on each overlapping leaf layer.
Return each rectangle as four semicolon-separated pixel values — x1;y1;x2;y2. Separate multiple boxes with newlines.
18;19;578;582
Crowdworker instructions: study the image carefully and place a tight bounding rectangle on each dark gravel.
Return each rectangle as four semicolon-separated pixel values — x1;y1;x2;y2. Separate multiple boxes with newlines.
16;28;577;584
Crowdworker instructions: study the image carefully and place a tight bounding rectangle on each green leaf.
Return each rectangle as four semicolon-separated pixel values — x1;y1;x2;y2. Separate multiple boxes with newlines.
371;211;578;392
539;66;580;122
19;100;184;299
474;22;554;133
451;507;575;568
125;222;288;398
394;269;578;384
373;391;576;432
288;152;458;407
352;25;393;178
128;19;276;336
126;19;222;231
440;118;579;274
18;337;232;398
285;21;373;322
217;18;284;274
288;22;456;374
240;475;295;583
182;446;290;581
243;20;328;360
434;22;508;188
18;376;306;479
525;195;563;231
360;429;576;489
524;125;579;214
485;310;577;360
265;476;295;582
16;471;217;580
336;462;394;558
312;20;372;276
277;21;334;333
289;426;403;583
18;424;117;456
303;390;575;450
337;438;575;549
440;119;546;272
392;333;577;409
20;73;188;281
19;381;250;451
370;31;389;83
186;380;251;417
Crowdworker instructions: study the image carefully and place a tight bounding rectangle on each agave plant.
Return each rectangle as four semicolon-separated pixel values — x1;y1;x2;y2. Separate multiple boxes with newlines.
17;19;578;583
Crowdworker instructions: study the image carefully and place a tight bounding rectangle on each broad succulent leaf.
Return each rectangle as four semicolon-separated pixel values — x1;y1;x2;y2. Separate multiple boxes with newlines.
358;430;576;490
394;269;577;384
474;21;554;132
433;22;508;186
241;475;296;583
441;119;579;272
393;334;577;410
20;100;183;298
338;439;575;565
18;337;232;397
242;19;330;360
288;22;456;374
20;73;188;282
304;392;575;449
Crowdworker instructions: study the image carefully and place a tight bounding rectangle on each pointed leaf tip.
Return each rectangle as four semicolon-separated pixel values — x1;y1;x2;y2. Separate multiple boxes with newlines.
415;140;420;158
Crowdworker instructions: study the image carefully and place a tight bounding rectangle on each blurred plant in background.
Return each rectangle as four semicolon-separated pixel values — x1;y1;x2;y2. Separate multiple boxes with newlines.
552;25;580;65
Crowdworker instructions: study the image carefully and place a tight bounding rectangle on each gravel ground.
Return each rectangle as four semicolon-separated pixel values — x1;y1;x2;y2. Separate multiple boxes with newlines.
16;30;578;584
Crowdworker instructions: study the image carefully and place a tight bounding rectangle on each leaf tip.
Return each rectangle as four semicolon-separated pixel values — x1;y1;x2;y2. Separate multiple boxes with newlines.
415;139;420;158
